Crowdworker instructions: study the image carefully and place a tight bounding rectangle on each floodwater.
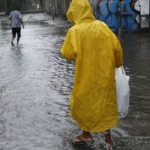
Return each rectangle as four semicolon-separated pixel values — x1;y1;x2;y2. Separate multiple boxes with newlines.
0;13;150;150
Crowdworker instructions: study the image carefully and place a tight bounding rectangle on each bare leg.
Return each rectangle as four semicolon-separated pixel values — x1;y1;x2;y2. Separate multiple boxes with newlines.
17;29;21;45
17;36;20;45
11;35;15;46
12;36;14;42
105;130;113;147
80;131;92;140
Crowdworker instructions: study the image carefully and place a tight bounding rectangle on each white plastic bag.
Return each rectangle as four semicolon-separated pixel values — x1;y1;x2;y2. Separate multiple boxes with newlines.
115;66;130;118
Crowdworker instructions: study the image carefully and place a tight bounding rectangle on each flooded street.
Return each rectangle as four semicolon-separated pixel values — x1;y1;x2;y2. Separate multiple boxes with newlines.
0;13;150;150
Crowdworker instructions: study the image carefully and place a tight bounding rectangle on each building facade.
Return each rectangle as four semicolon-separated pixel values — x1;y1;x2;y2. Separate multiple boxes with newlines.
43;0;150;31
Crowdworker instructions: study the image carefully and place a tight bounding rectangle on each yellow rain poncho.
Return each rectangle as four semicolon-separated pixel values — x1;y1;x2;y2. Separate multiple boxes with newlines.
61;0;123;132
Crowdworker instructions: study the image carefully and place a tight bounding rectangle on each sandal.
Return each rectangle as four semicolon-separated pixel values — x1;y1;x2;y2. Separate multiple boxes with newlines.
72;136;94;145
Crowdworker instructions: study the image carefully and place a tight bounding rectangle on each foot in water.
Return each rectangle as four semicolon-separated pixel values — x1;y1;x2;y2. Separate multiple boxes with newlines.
11;41;15;46
72;131;94;145
73;136;94;145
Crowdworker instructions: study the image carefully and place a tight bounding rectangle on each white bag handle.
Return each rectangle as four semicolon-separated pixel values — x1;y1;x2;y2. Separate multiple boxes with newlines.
120;66;126;75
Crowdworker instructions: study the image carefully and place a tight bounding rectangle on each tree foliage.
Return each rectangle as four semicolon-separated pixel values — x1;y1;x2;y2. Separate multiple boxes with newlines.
6;0;33;12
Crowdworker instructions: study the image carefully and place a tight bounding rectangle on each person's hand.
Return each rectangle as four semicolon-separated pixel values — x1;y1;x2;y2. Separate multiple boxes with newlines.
22;24;24;29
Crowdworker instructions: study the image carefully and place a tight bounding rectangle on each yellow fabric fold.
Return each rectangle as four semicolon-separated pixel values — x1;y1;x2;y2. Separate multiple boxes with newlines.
61;0;123;132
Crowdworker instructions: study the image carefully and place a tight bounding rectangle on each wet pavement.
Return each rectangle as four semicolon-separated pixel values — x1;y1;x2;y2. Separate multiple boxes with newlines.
0;13;150;150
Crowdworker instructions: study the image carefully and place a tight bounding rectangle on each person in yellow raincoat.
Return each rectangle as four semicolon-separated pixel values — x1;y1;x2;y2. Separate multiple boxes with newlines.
61;0;123;147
